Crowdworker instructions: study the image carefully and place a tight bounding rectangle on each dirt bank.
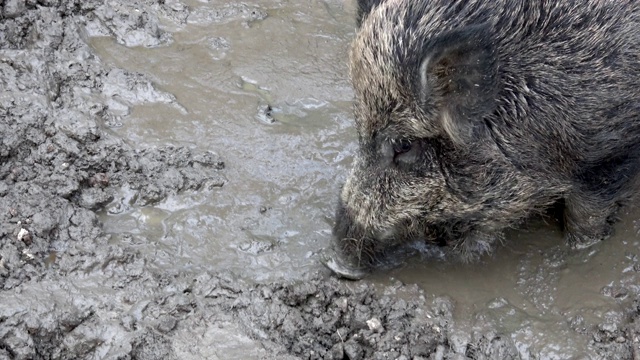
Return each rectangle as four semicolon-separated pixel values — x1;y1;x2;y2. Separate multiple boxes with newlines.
1;1;640;359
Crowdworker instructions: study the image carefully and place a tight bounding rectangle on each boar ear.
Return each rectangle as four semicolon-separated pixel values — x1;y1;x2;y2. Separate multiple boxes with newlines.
356;0;385;28
419;23;498;145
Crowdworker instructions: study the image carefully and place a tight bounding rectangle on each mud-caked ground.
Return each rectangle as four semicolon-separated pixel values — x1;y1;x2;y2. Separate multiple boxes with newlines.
1;1;640;359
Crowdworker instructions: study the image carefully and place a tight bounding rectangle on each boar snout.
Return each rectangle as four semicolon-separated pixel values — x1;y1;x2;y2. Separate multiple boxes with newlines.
331;194;374;267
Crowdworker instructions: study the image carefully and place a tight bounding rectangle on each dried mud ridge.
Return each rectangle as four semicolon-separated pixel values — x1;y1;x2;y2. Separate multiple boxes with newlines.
0;1;639;359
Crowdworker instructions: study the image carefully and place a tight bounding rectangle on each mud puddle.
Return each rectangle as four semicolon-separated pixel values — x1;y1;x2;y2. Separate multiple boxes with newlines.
2;0;640;359
90;0;357;280
379;209;640;358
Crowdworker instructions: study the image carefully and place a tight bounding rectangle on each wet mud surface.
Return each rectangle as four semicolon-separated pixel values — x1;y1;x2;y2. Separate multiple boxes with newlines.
2;1;640;359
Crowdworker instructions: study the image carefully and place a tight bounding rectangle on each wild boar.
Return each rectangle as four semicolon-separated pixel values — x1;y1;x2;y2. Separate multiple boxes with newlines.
323;0;640;279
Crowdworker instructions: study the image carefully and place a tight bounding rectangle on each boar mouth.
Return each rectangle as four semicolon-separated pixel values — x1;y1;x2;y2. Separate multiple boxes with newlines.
325;193;444;279
322;217;452;280
321;229;393;280
321;226;417;280
320;246;370;280
320;232;437;280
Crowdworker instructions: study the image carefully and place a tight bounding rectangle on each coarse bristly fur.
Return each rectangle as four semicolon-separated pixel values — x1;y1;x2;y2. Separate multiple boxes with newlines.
332;0;640;270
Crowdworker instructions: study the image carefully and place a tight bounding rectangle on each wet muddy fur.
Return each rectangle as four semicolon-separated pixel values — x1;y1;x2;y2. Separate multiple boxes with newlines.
332;0;640;270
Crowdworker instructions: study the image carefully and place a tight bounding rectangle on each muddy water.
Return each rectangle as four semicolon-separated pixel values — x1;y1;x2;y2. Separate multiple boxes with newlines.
90;0;640;358
380;211;640;358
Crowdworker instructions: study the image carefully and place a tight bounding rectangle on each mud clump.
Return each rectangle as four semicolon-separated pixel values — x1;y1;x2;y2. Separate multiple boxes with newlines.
235;275;450;359
0;1;222;357
0;0;225;293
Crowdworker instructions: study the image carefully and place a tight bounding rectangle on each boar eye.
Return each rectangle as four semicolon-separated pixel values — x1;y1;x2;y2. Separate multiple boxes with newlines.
392;138;422;166
394;139;412;154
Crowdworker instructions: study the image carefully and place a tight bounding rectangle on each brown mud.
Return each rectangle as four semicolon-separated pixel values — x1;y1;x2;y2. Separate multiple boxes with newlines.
1;1;640;359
